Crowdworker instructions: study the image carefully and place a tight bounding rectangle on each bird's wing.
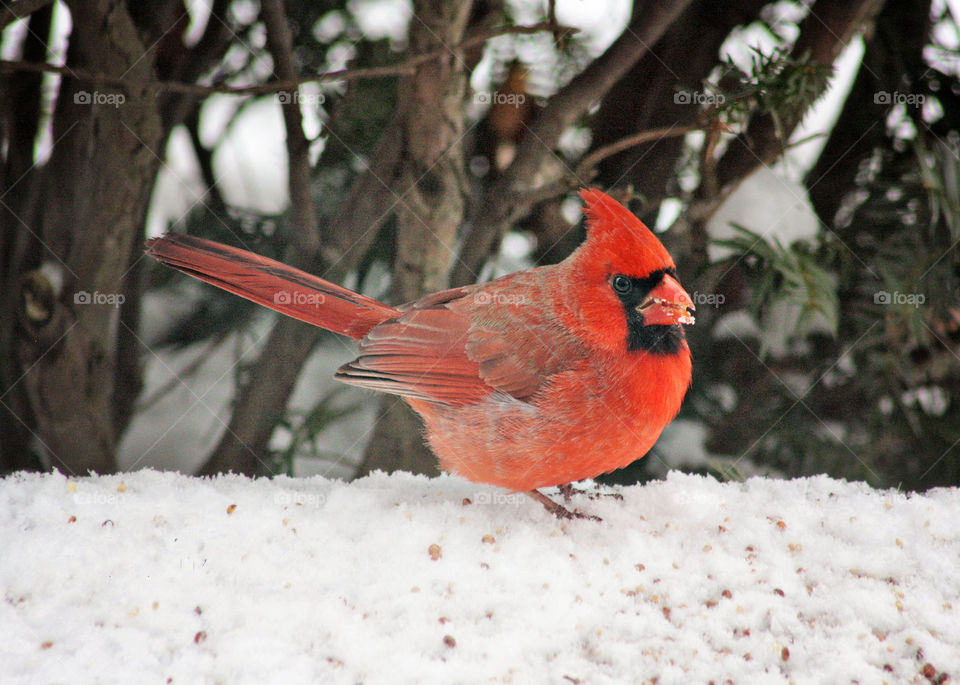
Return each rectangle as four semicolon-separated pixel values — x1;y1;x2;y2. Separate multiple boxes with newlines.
335;307;491;405
334;276;584;406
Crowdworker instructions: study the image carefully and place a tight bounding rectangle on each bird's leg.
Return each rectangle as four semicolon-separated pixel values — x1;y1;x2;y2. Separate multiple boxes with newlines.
525;490;601;521
557;483;576;502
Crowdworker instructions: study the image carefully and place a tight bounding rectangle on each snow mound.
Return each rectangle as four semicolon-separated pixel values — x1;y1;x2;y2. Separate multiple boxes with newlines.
1;470;957;684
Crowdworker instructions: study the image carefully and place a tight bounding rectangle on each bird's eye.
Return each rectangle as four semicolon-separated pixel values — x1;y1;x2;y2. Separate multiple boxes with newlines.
611;274;632;295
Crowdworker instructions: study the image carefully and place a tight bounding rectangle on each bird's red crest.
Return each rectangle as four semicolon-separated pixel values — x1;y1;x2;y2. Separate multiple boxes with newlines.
553;189;685;352
578;188;675;278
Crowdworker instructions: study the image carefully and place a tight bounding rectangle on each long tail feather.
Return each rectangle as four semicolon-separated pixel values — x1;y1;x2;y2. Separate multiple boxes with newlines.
145;234;398;340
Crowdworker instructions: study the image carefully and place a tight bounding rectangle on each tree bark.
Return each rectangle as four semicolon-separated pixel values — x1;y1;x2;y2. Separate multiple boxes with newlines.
356;0;474;478
805;0;927;225
0;5;51;473
13;0;164;474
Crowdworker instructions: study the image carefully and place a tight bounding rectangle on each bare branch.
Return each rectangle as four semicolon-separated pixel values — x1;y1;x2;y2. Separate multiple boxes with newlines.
261;0;318;248
574;123;703;180
450;0;695;286
0;21;574;98
0;0;53;31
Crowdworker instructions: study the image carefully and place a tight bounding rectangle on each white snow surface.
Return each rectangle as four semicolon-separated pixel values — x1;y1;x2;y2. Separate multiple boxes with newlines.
2;470;958;684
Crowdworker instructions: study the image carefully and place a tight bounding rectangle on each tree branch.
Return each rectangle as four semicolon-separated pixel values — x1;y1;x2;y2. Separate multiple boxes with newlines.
0;0;53;31
0;21;573;97
574;123;703;180
713;0;886;191
450;0;695;286
197;0;324;476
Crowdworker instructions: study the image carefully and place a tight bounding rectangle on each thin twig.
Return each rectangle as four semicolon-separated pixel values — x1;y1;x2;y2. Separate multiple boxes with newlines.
511;123;710;206
575;123;703;179
261;0;318;247
0;21;574;98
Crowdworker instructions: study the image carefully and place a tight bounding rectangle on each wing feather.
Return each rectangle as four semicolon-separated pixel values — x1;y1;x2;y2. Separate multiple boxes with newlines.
335;271;586;406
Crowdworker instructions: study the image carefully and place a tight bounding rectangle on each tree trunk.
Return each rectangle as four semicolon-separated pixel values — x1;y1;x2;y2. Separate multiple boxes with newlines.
357;0;473;478
12;1;163;474
0;5;51;473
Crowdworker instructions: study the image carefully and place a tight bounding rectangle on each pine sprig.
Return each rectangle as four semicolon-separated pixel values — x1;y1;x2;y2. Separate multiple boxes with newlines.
713;47;834;134
714;223;839;355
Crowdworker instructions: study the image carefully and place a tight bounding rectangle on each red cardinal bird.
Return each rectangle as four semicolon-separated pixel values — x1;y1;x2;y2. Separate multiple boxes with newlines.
146;188;694;518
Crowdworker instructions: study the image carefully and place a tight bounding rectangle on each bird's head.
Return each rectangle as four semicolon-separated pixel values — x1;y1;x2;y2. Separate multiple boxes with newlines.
561;188;695;354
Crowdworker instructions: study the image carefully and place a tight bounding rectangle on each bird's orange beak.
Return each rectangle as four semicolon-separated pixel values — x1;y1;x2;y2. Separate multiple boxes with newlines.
636;273;696;326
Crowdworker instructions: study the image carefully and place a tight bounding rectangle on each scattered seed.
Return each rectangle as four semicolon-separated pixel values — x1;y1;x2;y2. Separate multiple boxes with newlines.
428;544;442;561
443;635;456;648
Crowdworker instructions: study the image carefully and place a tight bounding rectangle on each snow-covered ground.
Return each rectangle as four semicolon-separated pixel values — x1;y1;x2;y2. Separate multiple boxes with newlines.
2;470;958;684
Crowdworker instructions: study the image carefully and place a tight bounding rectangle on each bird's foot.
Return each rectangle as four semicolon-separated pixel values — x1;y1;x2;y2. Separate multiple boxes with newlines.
526;489;601;521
